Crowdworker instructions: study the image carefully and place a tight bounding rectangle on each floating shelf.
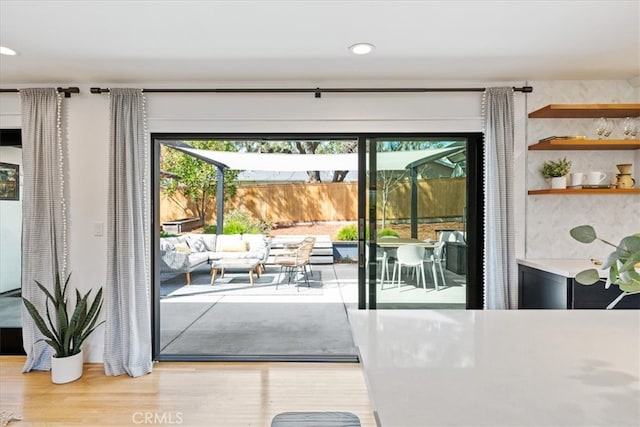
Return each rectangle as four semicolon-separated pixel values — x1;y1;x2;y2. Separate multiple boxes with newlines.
528;139;640;150
528;104;640;119
528;188;640;195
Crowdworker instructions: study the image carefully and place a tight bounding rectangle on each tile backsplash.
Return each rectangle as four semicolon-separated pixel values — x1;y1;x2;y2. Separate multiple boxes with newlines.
524;80;640;259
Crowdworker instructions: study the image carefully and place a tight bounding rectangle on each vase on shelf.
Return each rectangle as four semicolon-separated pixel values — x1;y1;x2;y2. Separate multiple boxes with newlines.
550;176;567;189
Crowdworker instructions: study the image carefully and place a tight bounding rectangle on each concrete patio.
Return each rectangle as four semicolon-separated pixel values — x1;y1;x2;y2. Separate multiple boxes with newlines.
158;261;466;360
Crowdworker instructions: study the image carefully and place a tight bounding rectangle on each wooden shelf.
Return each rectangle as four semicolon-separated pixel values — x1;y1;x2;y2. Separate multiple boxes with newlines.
528;138;640;150
528;104;640;119
528;188;640;195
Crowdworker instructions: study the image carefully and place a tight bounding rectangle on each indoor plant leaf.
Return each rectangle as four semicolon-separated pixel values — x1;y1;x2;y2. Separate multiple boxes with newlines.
570;225;597;244
22;272;104;360
575;269;600;285
616;235;640;259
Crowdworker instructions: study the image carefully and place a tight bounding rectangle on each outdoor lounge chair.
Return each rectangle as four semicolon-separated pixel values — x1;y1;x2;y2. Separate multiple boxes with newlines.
274;237;315;290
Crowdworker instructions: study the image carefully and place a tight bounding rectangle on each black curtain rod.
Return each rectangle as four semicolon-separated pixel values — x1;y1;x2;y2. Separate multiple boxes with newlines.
91;86;532;98
0;87;80;98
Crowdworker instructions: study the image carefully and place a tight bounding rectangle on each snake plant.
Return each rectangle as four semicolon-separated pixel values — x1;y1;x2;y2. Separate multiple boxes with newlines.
22;273;104;358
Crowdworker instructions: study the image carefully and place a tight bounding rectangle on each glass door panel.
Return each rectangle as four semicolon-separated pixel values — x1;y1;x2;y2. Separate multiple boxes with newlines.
364;137;468;309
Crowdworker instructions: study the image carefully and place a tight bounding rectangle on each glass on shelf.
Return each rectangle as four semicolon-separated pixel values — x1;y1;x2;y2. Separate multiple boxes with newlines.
622;117;638;139
595;117;608;139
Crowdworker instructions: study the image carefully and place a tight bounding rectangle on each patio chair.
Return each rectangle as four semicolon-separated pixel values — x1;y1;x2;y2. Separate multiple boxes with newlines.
391;244;427;291
425;240;446;291
274;237;315;291
365;244;390;287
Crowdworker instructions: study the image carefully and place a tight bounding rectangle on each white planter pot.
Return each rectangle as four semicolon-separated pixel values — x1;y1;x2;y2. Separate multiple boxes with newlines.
550;176;567;189
51;350;83;384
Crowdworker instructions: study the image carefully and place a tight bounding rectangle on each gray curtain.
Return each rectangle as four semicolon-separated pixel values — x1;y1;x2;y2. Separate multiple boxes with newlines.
103;89;152;377
20;88;68;372
482;87;517;309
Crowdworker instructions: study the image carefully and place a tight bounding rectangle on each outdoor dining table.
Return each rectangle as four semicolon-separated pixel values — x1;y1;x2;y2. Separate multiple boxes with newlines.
375;238;436;249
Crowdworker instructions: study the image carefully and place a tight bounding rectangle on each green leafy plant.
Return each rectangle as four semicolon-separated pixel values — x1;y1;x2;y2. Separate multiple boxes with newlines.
160;231;179;238
202;224;217;234
570;225;640;295
335;224;400;241
223;208;271;234
22;273;104;358
541;157;571;178
336;224;358;241
378;228;400;238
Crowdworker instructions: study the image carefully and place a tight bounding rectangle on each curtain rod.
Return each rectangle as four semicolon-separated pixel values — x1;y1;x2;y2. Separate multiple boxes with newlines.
91;86;532;98
0;87;80;98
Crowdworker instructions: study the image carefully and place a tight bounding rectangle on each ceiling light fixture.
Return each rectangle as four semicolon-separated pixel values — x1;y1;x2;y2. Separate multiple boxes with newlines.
0;46;17;56
349;43;375;55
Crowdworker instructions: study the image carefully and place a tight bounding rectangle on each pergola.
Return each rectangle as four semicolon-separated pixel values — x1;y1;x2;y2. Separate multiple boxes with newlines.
161;141;465;236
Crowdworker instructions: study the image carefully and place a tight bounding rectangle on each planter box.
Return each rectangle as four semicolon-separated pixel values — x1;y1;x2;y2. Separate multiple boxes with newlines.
333;241;358;261
162;217;200;234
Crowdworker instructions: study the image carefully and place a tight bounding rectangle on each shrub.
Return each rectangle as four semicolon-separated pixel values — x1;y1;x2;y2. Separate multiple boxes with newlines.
160;231;179;238
223;221;247;235
336;224;358;241
336;224;400;240
222;208;272;235
202;224;217;234
378;228;400;238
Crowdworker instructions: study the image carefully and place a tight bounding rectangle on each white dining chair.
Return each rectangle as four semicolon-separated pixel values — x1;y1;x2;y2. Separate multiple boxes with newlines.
392;244;427;291
425;241;446;291
365;244;390;287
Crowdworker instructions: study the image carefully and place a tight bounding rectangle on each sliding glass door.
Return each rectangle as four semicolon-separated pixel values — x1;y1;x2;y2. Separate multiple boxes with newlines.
361;135;483;309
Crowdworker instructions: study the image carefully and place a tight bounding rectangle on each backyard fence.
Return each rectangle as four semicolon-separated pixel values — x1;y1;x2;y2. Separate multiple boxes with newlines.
160;178;466;225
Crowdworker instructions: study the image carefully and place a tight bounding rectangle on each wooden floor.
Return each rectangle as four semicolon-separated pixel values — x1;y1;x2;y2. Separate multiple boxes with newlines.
0;357;376;426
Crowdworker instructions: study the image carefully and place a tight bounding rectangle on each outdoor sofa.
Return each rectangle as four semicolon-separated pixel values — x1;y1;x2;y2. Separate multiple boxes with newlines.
159;233;271;284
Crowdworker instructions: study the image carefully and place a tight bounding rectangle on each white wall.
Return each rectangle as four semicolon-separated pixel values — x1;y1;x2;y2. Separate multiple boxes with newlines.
2;78;636;361
0;146;22;293
524;80;640;259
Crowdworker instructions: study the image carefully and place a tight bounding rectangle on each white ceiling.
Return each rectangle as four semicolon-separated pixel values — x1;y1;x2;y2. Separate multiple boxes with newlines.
0;0;639;85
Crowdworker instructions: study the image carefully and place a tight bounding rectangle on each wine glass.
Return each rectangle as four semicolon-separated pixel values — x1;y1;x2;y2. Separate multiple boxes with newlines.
595;117;608;139
603;119;613;138
623;117;638;139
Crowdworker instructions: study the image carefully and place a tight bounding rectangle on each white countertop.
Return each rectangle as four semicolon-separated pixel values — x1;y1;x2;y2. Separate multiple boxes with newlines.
517;258;609;278
349;309;640;427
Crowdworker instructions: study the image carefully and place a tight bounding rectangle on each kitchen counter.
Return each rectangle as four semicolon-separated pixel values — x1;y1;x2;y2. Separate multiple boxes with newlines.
349;309;640;427
517;258;608;278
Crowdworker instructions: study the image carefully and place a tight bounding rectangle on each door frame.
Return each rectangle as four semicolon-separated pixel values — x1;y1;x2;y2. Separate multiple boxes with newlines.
150;132;484;360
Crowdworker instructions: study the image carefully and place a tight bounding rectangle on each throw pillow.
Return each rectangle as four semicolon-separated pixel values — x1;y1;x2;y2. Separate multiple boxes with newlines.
220;240;249;252
200;235;217;251
174;242;192;254
186;235;206;252
159;239;175;251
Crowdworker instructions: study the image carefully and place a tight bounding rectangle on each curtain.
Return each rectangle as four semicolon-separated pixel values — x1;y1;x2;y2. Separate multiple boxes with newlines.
103;89;152;377
20;88;68;372
482;87;517;309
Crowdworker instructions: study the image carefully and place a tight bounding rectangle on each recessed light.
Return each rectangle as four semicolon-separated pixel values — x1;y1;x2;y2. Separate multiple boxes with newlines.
349;43;375;55
0;46;17;56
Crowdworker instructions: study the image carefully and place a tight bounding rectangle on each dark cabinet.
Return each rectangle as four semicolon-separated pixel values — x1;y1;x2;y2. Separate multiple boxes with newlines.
445;242;467;275
518;265;640;309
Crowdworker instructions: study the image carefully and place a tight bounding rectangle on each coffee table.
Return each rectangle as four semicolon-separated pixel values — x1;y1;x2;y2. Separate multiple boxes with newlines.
210;258;261;286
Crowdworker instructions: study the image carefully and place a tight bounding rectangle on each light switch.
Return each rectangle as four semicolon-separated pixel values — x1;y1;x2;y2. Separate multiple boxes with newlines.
93;222;104;237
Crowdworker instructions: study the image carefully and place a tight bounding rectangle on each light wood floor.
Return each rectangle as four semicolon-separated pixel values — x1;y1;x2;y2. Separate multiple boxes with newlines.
0;356;376;426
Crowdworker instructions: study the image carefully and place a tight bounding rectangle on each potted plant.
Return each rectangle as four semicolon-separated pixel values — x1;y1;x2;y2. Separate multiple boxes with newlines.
22;273;104;384
541;157;571;189
570;225;640;309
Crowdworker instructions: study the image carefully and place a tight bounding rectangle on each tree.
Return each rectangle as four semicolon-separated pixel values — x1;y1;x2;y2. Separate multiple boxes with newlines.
161;140;239;226
377;169;408;229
